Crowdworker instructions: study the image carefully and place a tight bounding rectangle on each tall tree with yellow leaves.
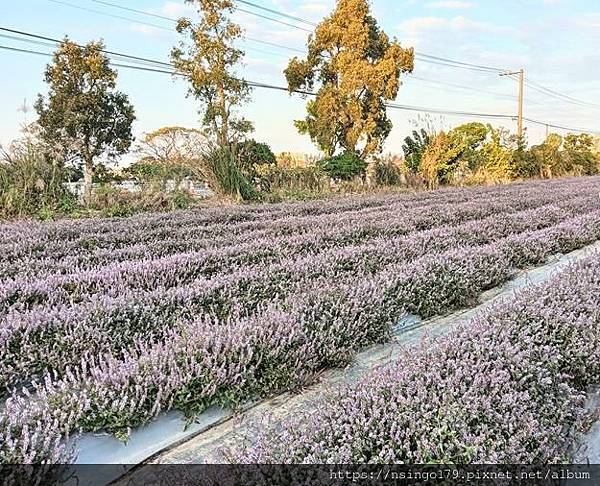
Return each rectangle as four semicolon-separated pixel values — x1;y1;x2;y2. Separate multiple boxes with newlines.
171;0;252;147
285;0;414;158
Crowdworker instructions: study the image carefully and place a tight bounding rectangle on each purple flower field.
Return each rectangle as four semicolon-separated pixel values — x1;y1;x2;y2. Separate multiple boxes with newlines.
237;249;600;464
1;176;600;464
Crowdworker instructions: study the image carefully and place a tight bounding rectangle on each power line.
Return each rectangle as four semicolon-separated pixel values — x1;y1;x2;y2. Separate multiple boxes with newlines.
0;32;204;72
48;0;172;31
0;43;507;114
235;7;312;32
506;73;600;110
0;44;178;74
0;44;54;58
243;37;304;55
234;0;316;26
414;58;503;74
47;0;510;73
100;0;317;32
90;0;177;22
525;79;600;107
0;27;174;68
522;79;589;108
3;39;597;134
407;74;518;101
0;27;518;104
413;53;501;73
3;26;597;135
523;117;599;134
90;0;305;54
387;103;516;120
0;32;58;49
407;74;546;106
230;0;506;73
46;1;302;61
527;81;600;110
77;0;507;74
0;9;284;64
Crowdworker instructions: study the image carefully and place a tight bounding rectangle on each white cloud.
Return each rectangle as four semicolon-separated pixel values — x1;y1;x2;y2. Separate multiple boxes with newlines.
575;12;600;30
298;2;329;15
426;1;474;9
129;23;172;39
159;1;195;19
398;15;513;48
400;15;503;34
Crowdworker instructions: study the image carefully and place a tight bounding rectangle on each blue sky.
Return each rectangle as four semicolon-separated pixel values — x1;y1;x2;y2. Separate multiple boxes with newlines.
0;0;598;158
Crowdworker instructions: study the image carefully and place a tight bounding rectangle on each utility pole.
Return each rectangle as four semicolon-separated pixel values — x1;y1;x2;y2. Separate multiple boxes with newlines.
517;68;524;139
17;97;30;125
500;68;524;140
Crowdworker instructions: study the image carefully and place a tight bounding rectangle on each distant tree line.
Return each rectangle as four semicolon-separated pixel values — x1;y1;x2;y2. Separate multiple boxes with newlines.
402;123;600;188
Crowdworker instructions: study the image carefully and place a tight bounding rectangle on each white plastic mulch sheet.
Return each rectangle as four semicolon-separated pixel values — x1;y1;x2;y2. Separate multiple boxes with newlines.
71;241;600;484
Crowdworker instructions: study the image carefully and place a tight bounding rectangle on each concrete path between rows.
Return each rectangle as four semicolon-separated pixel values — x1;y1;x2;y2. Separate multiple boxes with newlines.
113;241;600;479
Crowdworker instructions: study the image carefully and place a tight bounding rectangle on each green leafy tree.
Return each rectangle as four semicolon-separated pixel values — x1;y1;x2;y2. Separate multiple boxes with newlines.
420;123;490;187
93;163;123;184
124;160;193;190
451;122;489;170
420;132;463;187
136;126;207;183
172;0;253;146
509;131;542;179
285;0;414;158
477;126;515;181
562;133;599;175
319;151;367;180
529;133;563;178
402;129;431;173
563;133;593;152
237;139;277;178
451;122;488;149
35;39;135;204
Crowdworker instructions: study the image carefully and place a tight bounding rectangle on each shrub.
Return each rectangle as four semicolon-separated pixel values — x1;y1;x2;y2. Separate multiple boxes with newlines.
419;131;463;188
89;184;195;217
318;151;367;181
420;124;512;187
465;127;515;185
516;133;600;180
402;129;431;173
276;152;313;168
256;164;328;194
562;134;599;176
124;159;194;191
371;157;403;186
512;145;541;180
237;139;277;178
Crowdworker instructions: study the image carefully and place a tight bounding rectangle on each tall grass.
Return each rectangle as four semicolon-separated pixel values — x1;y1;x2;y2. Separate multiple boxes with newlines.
260;165;327;193
371;157;403;186
201;145;257;201
0;140;76;219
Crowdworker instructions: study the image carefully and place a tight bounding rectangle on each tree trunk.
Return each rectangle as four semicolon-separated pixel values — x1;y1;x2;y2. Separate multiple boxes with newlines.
83;155;94;205
218;83;228;147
